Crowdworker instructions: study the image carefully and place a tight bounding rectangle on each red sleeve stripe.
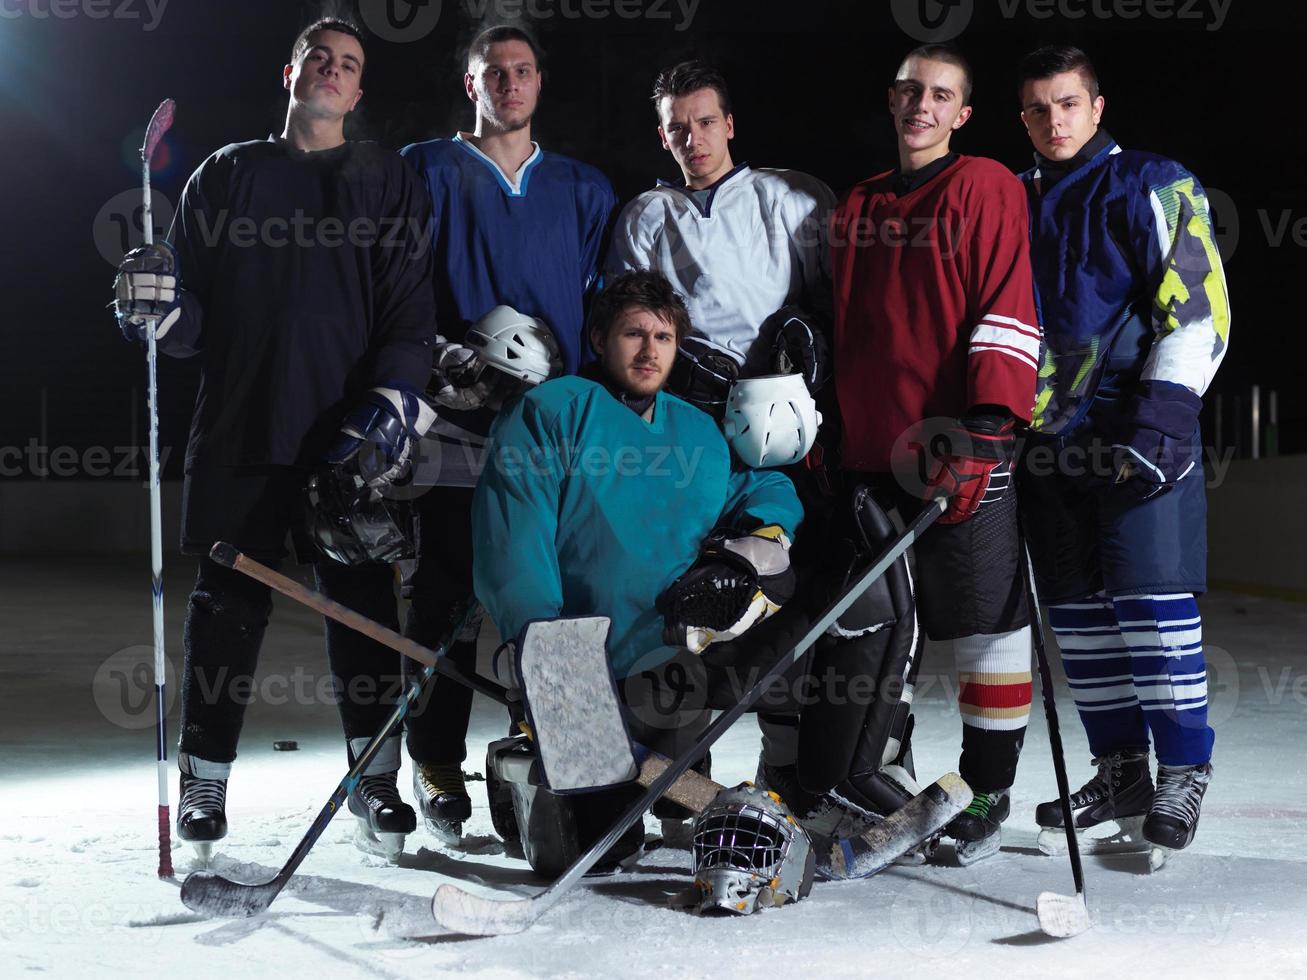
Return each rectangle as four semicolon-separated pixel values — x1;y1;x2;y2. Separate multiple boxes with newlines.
969;343;1039;370
970;319;1041;360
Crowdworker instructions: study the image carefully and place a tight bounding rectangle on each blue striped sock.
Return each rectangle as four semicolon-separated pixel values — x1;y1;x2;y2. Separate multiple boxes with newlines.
1047;594;1149;756
1110;593;1214;766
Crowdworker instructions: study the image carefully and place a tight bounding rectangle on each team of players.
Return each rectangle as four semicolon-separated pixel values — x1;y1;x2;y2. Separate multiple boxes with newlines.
111;20;1228;871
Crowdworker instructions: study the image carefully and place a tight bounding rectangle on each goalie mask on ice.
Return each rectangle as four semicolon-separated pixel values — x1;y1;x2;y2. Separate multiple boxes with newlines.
722;374;822;469
691;782;815;915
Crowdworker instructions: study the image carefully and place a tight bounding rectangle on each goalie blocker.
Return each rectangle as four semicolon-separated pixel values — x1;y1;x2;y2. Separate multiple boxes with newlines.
488;488;922;877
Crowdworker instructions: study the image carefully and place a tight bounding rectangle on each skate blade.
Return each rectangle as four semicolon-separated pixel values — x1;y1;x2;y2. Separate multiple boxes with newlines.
423;816;464;847
955;827;1001;866
1037;816;1147;856
354;823;406;862
188;840;215;866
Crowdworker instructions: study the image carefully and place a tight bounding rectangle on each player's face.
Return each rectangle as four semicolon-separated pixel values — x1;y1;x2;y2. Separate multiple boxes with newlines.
658;88;735;189
283;30;364;120
593;306;678;399
887;56;972;161
1020;72;1105;161
466;40;541;133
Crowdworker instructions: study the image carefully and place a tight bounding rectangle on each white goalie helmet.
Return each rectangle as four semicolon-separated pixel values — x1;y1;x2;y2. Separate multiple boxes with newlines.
465;305;561;385
691;782;815;915
721;374;822;469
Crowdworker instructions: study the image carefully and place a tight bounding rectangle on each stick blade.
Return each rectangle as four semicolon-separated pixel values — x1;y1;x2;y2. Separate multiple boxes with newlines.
180;868;281;918
432;883;539;936
142;99;176;162
1036;890;1091;938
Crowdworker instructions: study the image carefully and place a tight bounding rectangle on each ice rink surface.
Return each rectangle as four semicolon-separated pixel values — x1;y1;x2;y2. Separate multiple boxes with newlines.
3;557;1306;978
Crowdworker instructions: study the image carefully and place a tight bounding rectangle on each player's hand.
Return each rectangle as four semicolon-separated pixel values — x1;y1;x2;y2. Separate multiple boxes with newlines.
923;413;1016;524
112;242;181;343
1110;381;1203;501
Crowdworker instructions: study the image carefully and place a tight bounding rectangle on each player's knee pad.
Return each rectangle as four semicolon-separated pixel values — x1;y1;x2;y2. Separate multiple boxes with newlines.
190;558;273;632
797;487;920;793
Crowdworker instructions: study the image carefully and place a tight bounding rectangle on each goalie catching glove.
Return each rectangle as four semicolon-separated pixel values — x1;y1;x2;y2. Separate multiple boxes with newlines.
659;525;795;653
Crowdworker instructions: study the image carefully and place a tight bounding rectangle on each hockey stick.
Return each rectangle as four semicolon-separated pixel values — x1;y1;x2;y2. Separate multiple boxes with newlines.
1023;540;1091;938
141;98;176;879
432;496;948;936
180;597;478;916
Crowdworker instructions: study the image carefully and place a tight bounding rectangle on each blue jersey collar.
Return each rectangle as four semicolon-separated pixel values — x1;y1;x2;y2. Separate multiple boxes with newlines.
454;132;543;197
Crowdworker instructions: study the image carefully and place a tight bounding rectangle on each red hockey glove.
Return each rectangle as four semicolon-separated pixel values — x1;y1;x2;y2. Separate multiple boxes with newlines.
923;414;1016;525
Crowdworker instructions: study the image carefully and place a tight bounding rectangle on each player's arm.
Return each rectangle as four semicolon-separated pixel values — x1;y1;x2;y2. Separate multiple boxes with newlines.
787;174;838;325
363;153;438;392
927;170;1040;523
579;174;620;305
471;393;568;645
112;155;225;357
603;198;655;279
1111;164;1231;497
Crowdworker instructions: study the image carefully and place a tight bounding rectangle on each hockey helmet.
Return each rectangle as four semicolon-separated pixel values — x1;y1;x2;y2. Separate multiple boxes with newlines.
691;782;815;915
721;374;822;469
666;335;742;420
303;467;416;566
465;306;561;385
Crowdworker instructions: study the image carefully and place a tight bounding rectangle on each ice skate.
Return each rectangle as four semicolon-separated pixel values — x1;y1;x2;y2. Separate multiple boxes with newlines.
946;789;1008;865
348;771;415;862
1036;750;1153;856
1144;761;1212;871
413;762;471;845
178;772;228;865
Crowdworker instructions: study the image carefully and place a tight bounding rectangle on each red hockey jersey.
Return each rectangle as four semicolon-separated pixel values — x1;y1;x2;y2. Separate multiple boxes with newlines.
831;155;1039;473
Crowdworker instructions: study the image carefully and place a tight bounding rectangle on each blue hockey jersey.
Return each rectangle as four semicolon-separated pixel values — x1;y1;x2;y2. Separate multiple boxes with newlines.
399;134;616;376
1021;139;1230;434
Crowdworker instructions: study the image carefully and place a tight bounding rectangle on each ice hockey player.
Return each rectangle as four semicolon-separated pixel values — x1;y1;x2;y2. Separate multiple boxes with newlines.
472;271;928;880
606;60;835;417
828;44;1041;864
111;20;437;861
1014;45;1230;866
398;25;617;843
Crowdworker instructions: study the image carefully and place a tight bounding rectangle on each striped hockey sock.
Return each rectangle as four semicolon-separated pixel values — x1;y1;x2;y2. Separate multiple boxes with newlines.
1048;593;1150;756
955;627;1032;792
1111;593;1213;766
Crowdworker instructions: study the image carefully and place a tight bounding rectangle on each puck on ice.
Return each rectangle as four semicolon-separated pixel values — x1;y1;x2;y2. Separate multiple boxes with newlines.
273;740;299;751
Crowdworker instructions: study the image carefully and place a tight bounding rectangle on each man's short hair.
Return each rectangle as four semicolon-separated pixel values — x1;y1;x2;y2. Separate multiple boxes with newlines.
898;43;973;104
291;19;366;69
590;271;691;345
1017;44;1100;102
467;25;545;72
651;60;733;119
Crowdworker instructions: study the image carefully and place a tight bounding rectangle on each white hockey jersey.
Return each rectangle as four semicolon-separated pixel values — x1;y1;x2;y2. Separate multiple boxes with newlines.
606;164;835;364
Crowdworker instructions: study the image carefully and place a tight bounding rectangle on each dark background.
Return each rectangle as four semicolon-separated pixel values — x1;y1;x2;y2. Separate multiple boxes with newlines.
2;0;1301;478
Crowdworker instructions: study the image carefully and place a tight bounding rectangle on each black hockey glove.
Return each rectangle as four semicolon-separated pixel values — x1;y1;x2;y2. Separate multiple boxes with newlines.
768;305;831;394
325;381;437;490
112;242;181;343
658;525;796;653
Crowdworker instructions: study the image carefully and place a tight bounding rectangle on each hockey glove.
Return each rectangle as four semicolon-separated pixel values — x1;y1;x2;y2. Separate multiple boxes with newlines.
112;242;181;343
428;338;498;411
659;525;796;654
769;305;831;394
923;412;1016;525
1111;380;1203;501
326;381;437;490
